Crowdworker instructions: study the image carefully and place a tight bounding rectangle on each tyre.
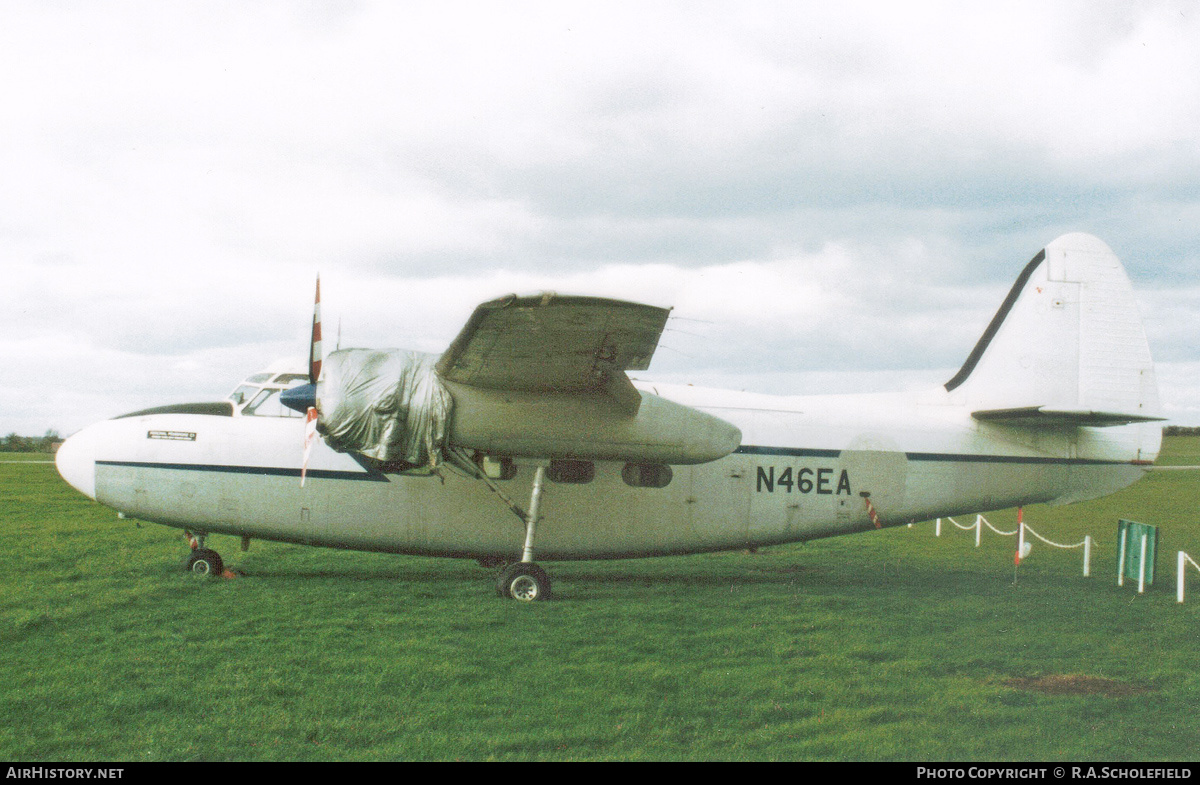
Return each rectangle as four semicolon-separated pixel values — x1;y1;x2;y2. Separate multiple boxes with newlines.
185;548;224;577
495;562;551;601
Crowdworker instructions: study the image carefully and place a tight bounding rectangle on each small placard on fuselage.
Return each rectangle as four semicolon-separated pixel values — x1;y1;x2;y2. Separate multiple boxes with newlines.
147;430;197;442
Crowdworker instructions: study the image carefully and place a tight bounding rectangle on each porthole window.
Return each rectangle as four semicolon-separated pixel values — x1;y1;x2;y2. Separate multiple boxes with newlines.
547;459;595;484
621;463;673;489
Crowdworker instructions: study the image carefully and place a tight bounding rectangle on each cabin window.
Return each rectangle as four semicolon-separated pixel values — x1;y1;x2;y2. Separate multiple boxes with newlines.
622;463;673;489
547;459;595;484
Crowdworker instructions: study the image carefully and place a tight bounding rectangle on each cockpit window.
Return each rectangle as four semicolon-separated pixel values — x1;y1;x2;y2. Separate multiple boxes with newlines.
242;388;303;418
273;373;310;386
229;385;259;405
246;373;273;384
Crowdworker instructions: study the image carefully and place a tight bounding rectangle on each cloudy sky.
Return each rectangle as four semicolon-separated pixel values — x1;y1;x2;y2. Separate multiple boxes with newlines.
4;0;1200;437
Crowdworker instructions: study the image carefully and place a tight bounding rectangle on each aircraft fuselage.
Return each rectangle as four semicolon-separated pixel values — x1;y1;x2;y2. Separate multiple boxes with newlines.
57;381;1157;561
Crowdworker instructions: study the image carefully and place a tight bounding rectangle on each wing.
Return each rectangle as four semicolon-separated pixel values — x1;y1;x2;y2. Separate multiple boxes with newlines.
435;293;671;414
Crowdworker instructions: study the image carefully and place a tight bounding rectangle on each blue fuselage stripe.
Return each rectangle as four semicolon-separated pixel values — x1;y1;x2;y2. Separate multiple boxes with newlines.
95;460;390;482
734;445;1130;466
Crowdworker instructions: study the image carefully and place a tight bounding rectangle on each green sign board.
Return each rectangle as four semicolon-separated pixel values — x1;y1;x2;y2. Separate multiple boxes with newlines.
1117;519;1158;588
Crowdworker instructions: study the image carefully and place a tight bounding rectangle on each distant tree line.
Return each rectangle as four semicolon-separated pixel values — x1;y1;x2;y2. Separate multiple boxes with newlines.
1165;426;1200;437
1;430;61;453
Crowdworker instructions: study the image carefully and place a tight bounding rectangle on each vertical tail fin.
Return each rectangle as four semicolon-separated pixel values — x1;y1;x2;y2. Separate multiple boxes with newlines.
945;233;1162;432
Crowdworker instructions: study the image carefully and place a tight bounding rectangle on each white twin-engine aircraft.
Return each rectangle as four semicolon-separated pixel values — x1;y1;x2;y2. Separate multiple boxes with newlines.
56;233;1164;600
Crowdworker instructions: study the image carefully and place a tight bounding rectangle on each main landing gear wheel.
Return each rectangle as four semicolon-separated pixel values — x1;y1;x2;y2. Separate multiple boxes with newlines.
185;548;224;577
496;562;552;602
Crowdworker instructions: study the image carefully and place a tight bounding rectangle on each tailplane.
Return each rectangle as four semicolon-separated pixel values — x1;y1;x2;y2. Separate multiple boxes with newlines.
945;233;1163;444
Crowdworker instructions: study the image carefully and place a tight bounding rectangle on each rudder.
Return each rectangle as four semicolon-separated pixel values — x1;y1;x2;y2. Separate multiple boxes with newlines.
944;233;1161;428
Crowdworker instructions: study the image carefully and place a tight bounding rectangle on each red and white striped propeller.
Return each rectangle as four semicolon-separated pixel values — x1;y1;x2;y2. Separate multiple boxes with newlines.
302;276;321;487
279;276;323;486
308;275;322;386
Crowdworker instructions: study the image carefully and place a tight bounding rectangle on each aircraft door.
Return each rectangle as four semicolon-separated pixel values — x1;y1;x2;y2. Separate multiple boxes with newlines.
837;434;909;530
686;456;752;551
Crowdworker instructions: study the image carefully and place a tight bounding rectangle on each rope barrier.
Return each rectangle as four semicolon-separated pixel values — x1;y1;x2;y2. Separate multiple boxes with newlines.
1021;522;1089;551
932;516;1197;604
981;515;1019;537
943;516;980;531
932;511;1093;577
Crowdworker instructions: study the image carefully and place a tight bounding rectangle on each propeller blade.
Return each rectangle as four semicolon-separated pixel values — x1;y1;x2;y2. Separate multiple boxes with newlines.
285;275;324;416
301;276;323;486
301;406;318;487
309;275;323;385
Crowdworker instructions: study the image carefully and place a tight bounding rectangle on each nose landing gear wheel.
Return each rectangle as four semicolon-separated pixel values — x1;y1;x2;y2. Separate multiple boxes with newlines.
185;548;224;578
496;562;551;601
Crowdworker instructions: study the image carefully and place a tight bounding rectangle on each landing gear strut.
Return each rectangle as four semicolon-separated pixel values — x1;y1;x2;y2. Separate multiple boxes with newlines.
497;464;552;601
447;453;557;601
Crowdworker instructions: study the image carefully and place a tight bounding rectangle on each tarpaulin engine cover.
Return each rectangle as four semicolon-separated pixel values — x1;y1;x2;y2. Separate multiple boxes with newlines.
317;348;453;468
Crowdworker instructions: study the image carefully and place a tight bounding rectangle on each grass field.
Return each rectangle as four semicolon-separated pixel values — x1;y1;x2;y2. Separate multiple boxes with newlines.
2;442;1199;761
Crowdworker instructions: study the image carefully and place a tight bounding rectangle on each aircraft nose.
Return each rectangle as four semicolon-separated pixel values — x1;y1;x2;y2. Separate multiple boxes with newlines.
56;426;98;500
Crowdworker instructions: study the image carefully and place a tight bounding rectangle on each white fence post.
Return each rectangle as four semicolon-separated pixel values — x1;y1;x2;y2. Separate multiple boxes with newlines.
975;515;982;547
1178;551;1200;604
1083;536;1092;578
1117;527;1128;587
1138;533;1148;594
1180;551;1187;604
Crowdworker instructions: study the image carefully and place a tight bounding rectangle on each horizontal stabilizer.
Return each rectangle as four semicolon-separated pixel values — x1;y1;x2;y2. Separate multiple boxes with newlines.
972;406;1166;428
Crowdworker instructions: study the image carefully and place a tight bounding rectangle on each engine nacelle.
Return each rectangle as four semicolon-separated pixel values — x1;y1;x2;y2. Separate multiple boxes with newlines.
296;348;741;467
443;380;741;465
